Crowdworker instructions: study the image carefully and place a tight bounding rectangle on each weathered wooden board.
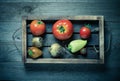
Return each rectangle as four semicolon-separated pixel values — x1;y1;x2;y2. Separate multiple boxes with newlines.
0;2;119;22
0;0;120;80
0;61;119;81
0;0;119;2
0;44;22;62
22;16;103;64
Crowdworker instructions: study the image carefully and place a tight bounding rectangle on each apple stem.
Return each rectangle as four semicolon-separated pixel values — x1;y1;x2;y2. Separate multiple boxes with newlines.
85;24;91;29
58;26;65;33
38;21;43;24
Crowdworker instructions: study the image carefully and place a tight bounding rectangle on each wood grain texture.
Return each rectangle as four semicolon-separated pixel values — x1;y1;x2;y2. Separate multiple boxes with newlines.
0;0;119;2
0;62;119;81
0;2;119;22
0;44;22;62
0;0;120;80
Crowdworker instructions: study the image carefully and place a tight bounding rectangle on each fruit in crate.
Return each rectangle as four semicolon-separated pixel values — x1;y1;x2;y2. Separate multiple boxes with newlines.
49;43;63;57
28;47;42;58
79;25;91;39
32;37;43;48
80;48;87;55
52;19;73;40
30;20;46;36
68;39;87;53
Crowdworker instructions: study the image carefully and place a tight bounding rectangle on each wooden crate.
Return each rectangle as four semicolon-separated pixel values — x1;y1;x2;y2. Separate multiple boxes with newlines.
22;16;104;64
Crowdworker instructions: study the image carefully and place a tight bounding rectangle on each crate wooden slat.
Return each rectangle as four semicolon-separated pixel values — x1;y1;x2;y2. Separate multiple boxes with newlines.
26;59;102;64
22;16;104;64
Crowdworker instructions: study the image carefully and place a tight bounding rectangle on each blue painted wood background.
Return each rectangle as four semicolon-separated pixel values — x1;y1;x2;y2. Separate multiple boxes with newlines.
0;0;120;81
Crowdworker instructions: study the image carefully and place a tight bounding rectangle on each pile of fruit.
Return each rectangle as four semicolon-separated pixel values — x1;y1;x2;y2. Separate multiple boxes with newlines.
28;19;91;59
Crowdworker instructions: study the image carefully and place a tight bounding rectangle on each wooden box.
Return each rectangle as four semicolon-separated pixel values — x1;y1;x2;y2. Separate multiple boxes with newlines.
22;16;104;64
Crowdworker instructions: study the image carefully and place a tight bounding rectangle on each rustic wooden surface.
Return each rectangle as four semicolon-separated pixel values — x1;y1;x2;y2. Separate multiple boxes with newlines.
0;0;120;80
26;18;100;62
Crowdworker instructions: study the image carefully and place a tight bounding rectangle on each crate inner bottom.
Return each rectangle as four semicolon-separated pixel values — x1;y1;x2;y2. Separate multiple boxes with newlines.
26;20;99;60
